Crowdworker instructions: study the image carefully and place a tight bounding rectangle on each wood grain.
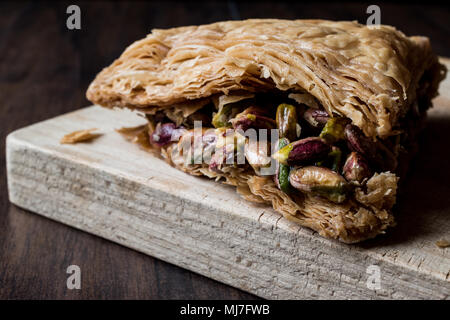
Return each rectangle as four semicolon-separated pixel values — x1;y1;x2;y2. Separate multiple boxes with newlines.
6;58;450;299
1;1;450;299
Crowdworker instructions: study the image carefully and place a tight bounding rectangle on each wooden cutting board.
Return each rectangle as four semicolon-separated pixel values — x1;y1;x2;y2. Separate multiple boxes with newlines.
6;59;450;300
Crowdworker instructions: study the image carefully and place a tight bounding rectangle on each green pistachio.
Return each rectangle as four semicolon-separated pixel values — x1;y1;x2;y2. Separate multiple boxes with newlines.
212;105;232;128
329;147;342;172
272;137;331;166
276;103;298;141
276;138;291;193
230;107;276;131
289;166;349;203
271;143;293;165
212;105;242;128
319;117;349;144
315;147;342;172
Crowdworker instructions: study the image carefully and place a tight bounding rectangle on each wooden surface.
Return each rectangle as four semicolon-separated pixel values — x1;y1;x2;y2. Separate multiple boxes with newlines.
1;1;450;300
6;61;450;300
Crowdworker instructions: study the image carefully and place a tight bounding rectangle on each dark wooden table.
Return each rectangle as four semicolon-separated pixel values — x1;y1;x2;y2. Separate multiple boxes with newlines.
1;1;449;299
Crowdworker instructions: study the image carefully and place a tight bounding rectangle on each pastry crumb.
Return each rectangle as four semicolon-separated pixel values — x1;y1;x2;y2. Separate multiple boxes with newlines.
435;239;450;248
60;128;101;144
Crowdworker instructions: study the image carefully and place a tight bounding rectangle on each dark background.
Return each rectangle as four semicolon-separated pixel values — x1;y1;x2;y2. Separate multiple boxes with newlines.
0;1;449;299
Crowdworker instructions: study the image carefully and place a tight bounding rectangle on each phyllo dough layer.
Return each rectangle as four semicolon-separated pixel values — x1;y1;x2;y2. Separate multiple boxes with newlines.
87;19;445;138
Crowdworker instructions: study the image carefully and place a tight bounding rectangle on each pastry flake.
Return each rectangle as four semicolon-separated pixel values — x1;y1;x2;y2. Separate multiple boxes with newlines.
60;128;101;144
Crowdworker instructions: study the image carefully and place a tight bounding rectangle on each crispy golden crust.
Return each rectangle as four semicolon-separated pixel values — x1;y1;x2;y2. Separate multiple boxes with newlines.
87;19;445;138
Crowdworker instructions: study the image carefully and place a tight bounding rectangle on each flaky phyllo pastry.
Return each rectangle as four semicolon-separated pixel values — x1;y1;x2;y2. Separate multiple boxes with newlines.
86;19;446;243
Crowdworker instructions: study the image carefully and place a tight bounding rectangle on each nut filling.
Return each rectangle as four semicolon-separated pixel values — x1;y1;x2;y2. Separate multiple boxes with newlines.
141;91;427;204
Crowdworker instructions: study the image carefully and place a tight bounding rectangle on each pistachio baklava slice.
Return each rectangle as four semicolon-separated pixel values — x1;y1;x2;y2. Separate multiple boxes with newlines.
86;19;446;243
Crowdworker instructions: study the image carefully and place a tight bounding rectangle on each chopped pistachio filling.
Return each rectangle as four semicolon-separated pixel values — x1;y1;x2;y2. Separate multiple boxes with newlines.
144;92;417;203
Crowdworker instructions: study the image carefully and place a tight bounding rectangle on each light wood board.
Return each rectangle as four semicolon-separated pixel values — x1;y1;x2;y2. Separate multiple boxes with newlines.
6;59;450;300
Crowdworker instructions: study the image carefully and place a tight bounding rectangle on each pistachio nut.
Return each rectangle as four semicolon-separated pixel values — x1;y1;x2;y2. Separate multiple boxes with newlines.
303;109;330;127
319;117;349;144
342;152;371;183
230;107;276;132
272;137;331;166
276;103;298;141
289;166;349;203
150;122;186;147
328;146;342;172
212;104;242;128
245;138;272;173
275;137;291;193
177;128;218;165
344;124;376;159
209;144;236;172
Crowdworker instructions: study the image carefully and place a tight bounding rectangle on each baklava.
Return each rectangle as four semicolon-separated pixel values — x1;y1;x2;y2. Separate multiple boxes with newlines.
86;19;446;243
